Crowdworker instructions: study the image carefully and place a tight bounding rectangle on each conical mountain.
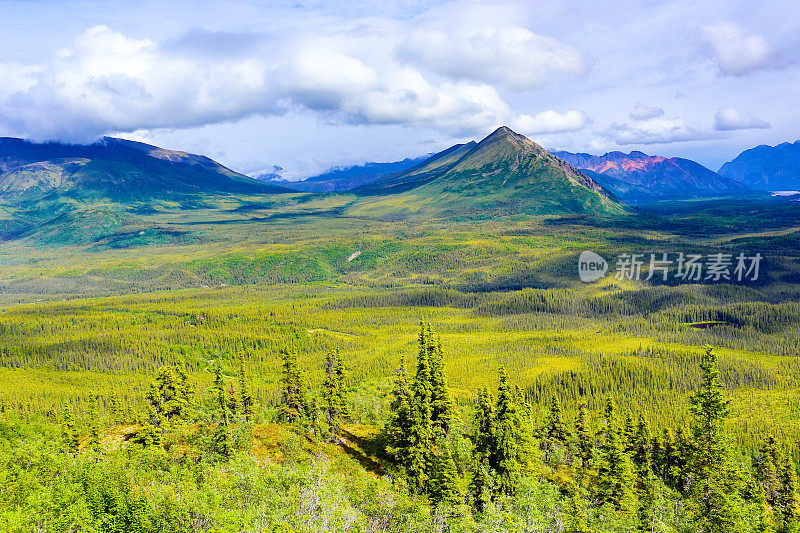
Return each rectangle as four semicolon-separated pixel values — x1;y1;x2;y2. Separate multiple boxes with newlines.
352;126;625;217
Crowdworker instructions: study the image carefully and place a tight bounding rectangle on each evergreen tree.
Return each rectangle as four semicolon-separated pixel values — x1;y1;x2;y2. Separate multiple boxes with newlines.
386;354;414;471
493;367;525;496
238;353;255;422
428;428;461;507
145;365;193;431
575;404;594;475
407;323;434;493
541;396;570;465
323;349;347;443
598;398;637;511
212;361;232;458
778;456;800;532
429;333;454;433
87;395;101;452
279;349;311;424
688;347;737;533
469;456;494;513
61;407;79;454
473;387;495;465
633;414;653;474
757;436;782;508
564;486;593;533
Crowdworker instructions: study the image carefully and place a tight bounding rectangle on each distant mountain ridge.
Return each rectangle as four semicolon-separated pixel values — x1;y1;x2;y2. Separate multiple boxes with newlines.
554;150;748;203
718;141;800;190
352;126;626;216
0;136;287;201
262;156;429;192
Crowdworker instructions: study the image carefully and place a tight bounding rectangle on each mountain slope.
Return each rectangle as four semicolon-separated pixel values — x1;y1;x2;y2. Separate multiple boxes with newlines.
555;150;748;203
352;127;625;217
0;137;288;202
264;156;429;192
719;141;800;190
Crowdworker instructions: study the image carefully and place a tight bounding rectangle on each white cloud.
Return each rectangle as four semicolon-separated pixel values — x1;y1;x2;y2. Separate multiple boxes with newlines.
512;110;590;135
0;22;576;143
605;116;724;145
395;26;588;91
701;22;775;76
714;106;770;130
629;103;664;120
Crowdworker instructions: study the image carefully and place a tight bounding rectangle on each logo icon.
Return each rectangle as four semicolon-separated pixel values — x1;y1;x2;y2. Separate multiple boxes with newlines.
578;250;608;282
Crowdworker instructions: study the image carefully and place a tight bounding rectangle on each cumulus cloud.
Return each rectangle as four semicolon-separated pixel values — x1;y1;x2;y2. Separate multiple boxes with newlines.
605;116;723;145
0;22;583;143
512;110;591;135
629;103;664;120
714;106;770;130
396;26;587;91
701;22;776;76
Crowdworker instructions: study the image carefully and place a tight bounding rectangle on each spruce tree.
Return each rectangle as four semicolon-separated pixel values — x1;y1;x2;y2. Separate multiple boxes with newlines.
575;404;593;474
386;354;414;471
145;364;193;430
61;407;79;454
493;367;524;496
598;398;637;511
212;361;232;458
564;486;593;533
688;346;737;533
757;436;782;508
778;456;800;532
407;322;434;493
87;395;101;452
429;334;454;434
542;396;570;465
429;428;461;507
238;353;255;422
280;348;311;424
323;349;347;443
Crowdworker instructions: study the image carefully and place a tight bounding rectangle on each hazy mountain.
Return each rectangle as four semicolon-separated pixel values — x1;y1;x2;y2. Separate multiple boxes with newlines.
554;150;748;204
0;136;288;202
353;126;625;217
262;156;429;192
718;141;800;190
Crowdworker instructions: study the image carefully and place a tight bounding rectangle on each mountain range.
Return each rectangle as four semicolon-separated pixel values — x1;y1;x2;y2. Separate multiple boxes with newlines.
553;150;748;203
719;141;800;190
1;128;798;227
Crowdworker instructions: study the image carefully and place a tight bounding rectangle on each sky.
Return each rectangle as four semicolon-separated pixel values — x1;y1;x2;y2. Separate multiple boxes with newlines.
1;0;798;179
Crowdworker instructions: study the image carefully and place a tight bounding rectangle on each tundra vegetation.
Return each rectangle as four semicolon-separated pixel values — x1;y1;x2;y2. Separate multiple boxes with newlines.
1;190;800;532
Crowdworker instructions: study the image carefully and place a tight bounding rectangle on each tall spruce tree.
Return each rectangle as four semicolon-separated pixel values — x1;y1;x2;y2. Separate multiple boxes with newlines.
280;348;311;425
429;333;454;434
598;398;637;511
238;353;255;422
212;361;232;458
575;404;594;475
145;364;193;431
778;456;800;532
61;407;79;454
493;367;525;496
688;346;737;533
564;486;593;533
386;354;414;471
757;436;782;508
542;396;570;465
429;428;461;507
407;322;434;493
323;349;348;443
